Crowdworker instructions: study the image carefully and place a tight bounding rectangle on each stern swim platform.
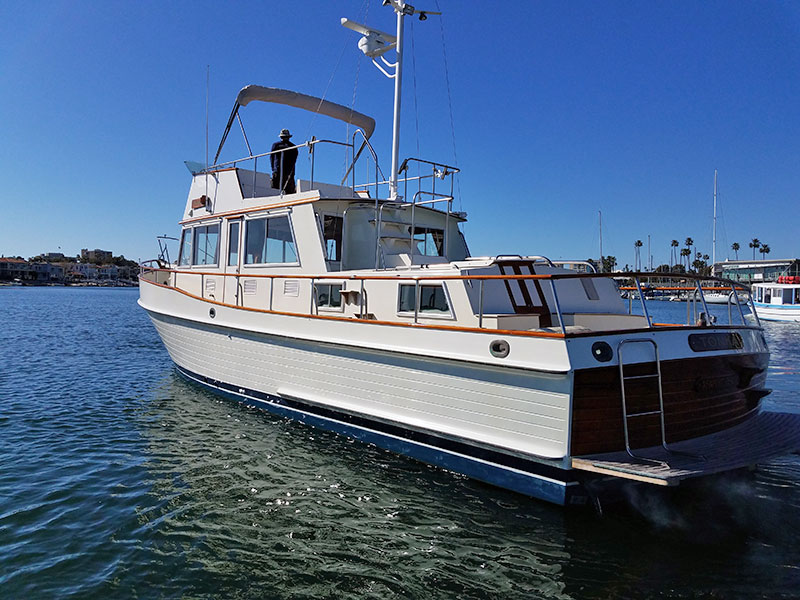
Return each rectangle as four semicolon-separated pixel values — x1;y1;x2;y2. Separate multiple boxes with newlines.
572;410;800;486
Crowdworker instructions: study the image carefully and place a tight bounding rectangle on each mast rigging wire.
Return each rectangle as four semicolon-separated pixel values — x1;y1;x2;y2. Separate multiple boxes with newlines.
434;0;462;214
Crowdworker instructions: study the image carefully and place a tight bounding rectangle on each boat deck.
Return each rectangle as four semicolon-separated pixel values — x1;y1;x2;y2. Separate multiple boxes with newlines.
571;410;800;486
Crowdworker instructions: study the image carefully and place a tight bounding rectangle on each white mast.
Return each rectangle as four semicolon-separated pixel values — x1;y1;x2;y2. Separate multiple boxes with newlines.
712;169;717;266
389;8;405;201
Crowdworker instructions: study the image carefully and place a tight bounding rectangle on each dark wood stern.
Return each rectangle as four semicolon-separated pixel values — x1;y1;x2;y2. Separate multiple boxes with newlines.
571;352;770;456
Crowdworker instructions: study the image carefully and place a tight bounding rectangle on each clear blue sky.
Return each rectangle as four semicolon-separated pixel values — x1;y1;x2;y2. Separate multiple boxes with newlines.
1;1;799;268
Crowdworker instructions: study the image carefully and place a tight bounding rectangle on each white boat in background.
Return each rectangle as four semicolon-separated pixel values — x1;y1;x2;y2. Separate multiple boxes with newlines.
752;276;800;322
703;290;750;305
139;1;800;507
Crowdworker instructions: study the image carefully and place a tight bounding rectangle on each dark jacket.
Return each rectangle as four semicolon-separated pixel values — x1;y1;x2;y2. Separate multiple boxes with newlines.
270;139;298;175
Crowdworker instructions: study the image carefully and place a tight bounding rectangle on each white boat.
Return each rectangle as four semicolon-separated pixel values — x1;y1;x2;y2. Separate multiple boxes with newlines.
139;2;800;506
702;291;750;305
752;277;800;322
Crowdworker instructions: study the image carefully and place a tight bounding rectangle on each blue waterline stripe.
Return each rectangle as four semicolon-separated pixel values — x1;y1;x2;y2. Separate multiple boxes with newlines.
174;365;582;505
753;303;800;310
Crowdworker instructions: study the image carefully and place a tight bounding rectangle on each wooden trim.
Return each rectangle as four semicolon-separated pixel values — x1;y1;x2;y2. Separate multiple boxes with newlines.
570;458;672;486
139;268;763;337
139;276;567;339
180;194;322;225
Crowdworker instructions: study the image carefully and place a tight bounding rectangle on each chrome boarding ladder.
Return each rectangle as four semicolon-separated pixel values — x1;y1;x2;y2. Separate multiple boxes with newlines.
618;339;669;464
618;339;703;464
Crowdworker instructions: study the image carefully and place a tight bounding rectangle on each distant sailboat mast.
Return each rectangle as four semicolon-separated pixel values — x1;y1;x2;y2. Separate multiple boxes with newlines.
712;169;717;266
599;210;603;272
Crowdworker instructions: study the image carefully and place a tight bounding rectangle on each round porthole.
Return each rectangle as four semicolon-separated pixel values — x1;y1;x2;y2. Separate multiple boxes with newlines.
591;341;613;362
209;307;216;319
489;339;510;358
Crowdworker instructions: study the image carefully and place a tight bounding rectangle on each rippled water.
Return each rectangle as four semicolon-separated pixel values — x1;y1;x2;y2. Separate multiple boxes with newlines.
1;287;799;599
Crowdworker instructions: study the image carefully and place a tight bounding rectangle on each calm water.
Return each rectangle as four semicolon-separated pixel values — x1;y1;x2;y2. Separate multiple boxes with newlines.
2;287;800;599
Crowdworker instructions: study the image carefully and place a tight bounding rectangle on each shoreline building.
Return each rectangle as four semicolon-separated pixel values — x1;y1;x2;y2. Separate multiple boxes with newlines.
713;259;800;283
81;248;113;263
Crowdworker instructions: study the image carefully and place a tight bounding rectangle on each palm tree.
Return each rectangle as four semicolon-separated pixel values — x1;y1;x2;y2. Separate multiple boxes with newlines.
750;238;760;260
760;244;770;258
680;247;691;270
731;242;740;260
634;240;643;271
685;237;694;268
670;239;679;267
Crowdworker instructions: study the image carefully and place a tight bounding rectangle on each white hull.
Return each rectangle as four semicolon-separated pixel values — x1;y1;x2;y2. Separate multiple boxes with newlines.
753;303;800;322
703;292;749;305
140;281;576;463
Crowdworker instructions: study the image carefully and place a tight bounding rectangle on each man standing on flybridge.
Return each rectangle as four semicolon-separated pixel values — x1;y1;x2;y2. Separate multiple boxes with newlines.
271;128;298;194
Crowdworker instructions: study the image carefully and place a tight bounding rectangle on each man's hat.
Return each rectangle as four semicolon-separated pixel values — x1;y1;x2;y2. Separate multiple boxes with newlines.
280;129;292;138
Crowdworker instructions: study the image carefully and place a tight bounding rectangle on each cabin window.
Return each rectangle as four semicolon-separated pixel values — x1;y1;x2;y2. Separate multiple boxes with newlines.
398;284;451;315
315;283;342;309
322;215;343;262
245;215;297;265
764;289;772;303
783;289;793;305
178;228;193;266
580;278;600;300
193;224;220;266
413;227;445;257
228;221;240;267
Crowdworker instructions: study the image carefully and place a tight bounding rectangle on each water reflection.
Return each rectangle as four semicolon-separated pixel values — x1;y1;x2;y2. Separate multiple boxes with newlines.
135;373;573;598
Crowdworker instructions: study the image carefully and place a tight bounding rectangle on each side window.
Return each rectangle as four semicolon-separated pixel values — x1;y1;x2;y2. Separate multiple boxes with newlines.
245;216;297;265
245;218;266;264
193;223;220;266
322;215;343;262
266;216;297;263
179;228;193;266
398;284;450;315
228;221;240;267
413;227;444;257
315;284;342;309
580;278;600;301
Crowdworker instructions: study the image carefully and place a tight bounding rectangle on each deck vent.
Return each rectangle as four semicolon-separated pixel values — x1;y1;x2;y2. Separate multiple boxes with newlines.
243;279;257;295
205;279;216;294
284;280;300;297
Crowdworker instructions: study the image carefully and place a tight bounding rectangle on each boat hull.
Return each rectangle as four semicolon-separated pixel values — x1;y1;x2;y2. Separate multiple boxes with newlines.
753;303;800;322
141;305;594;505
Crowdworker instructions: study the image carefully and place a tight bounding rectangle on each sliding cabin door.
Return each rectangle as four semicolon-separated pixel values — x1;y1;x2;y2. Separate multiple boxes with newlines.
223;218;243;305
